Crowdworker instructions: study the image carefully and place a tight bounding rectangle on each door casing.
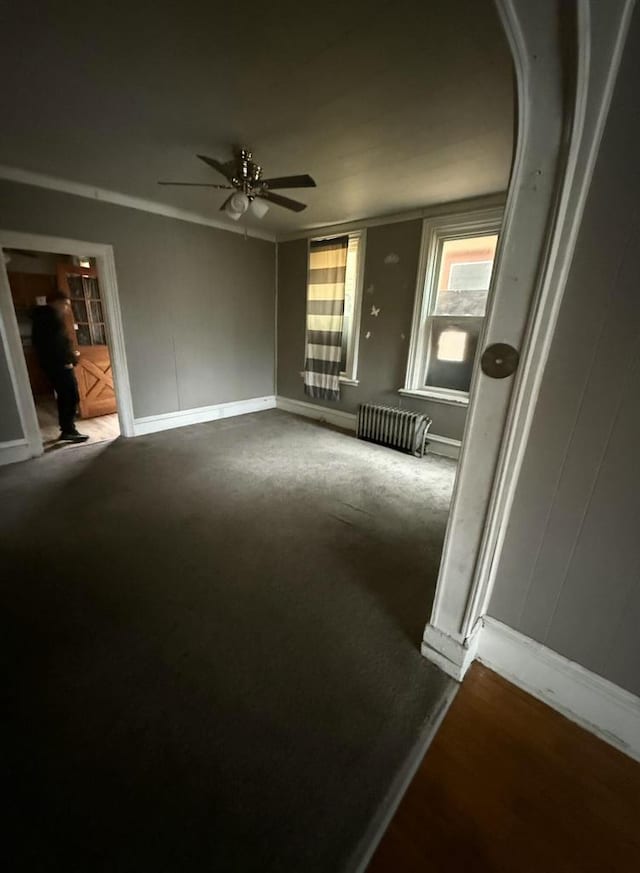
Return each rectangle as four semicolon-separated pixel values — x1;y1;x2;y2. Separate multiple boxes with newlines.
422;0;637;679
0;231;135;455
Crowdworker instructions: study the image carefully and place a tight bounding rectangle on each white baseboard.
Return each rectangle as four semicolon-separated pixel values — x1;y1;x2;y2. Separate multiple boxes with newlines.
478;617;640;762
0;438;30;466
133;395;276;436
276;395;357;431
426;433;461;460
276;395;460;457
421;621;481;681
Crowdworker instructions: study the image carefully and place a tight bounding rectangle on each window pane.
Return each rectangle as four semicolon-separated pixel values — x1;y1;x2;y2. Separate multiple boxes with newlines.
71;298;88;322
91;322;106;345
340;234;360;373
437;329;467;362
67;275;85;297
90;300;104;322
434;234;498;317
424;316;483;392
76;323;91;345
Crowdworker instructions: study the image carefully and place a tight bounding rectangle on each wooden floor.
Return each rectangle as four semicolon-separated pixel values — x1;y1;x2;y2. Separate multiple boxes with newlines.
367;663;640;873
36;396;120;447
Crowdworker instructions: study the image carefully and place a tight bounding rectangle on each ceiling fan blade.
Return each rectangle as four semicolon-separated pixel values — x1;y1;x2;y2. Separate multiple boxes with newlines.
158;181;233;189
261;174;316;189
259;191;307;212
197;153;236;181
219;195;235;212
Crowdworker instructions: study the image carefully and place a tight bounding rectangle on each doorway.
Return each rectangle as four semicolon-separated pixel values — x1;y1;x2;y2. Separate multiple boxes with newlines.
4;248;120;448
0;231;134;459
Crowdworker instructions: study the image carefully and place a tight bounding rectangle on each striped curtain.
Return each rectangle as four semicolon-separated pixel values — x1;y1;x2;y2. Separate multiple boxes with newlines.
304;235;349;401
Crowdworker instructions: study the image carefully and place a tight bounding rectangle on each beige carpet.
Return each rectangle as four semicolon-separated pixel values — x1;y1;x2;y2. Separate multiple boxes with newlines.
3;410;456;873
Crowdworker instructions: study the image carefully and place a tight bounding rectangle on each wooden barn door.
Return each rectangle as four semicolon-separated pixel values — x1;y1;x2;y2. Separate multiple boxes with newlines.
57;263;117;419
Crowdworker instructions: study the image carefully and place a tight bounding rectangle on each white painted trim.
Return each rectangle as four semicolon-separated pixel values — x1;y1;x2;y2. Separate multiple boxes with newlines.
460;0;636;638
274;241;279;394
422;2;635;671
276;395;357;431
1;167;499;247
277;192;507;242
133;395;276;436
421;620;482;681
276;395;459;457
426;433;461;460
478;617;640;762
0;230;136;450
0;164;276;242
425;0;553;644
0;257;43;457
399;387;469;408
343;228;367;384
0;439;31;466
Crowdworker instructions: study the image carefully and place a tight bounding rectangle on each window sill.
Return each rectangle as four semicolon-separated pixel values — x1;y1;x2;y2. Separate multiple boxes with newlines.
399;387;469;407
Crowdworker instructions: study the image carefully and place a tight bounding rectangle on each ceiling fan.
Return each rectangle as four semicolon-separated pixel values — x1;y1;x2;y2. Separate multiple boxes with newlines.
158;148;316;220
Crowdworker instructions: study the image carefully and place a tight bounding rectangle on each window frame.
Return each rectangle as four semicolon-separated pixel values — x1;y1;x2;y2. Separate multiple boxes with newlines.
402;207;503;406
306;227;367;386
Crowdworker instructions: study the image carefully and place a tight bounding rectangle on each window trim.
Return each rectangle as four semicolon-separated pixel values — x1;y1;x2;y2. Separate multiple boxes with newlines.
306;227;367;385
403;207;503;402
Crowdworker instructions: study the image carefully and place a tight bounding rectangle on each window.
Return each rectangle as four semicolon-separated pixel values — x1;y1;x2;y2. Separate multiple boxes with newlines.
305;229;365;386
68;274;107;345
403;209;502;404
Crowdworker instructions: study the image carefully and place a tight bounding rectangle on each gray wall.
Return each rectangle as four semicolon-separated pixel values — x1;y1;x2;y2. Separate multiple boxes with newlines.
0;181;275;440
277;219;468;440
488;12;640;697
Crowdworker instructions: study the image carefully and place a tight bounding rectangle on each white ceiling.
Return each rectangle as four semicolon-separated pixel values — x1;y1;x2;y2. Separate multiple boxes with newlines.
0;0;514;236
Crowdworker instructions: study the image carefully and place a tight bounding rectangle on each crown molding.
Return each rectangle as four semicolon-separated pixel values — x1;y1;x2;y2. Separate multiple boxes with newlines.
0;164;276;242
0;164;506;246
275;192;507;242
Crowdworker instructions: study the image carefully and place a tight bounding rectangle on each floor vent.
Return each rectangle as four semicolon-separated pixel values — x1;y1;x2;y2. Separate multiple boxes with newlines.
357;403;432;457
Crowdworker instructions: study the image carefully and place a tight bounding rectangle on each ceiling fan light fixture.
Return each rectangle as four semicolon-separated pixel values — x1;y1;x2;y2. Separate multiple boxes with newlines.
226;209;244;221
227;192;249;216
250;198;270;219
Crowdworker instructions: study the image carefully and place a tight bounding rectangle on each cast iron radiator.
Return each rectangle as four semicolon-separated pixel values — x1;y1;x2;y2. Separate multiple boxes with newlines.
356;403;432;457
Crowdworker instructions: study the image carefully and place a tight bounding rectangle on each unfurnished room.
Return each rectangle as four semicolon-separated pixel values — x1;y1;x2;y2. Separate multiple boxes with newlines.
1;2;639;872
